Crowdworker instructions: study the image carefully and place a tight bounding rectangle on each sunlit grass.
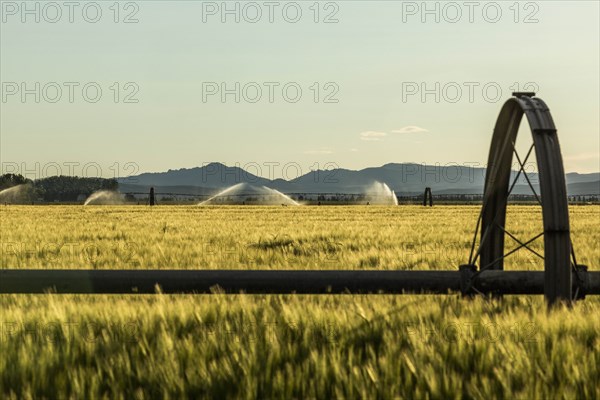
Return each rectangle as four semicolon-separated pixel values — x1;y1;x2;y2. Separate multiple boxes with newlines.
1;205;597;271
0;205;598;398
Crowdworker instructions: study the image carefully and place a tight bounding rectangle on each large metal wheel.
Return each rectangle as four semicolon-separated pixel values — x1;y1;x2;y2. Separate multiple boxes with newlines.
467;93;574;305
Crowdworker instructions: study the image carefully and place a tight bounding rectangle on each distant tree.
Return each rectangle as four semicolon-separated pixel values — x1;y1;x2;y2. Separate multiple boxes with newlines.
33;176;119;202
0;173;30;190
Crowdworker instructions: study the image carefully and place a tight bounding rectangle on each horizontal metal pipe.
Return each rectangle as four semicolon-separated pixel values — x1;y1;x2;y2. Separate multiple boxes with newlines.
0;269;598;295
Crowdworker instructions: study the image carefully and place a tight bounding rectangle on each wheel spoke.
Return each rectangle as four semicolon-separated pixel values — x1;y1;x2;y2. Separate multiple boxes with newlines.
475;231;544;276
471;143;537;267
507;143;535;197
471;222;492;265
512;143;541;205
496;223;544;260
468;208;484;264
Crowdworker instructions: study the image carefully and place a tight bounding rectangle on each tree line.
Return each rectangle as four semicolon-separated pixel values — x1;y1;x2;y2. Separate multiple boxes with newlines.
0;174;118;202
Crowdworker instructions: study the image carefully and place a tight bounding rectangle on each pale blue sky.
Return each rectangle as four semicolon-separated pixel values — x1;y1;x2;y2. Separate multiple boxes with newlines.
1;1;599;179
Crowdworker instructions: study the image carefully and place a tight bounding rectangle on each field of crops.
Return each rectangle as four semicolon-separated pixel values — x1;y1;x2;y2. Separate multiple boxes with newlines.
1;205;599;398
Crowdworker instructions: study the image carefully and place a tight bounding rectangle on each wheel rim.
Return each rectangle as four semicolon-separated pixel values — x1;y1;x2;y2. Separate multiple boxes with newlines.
469;94;572;305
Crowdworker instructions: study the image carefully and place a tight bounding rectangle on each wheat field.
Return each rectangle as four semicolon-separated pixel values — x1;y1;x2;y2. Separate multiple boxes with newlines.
1;205;599;398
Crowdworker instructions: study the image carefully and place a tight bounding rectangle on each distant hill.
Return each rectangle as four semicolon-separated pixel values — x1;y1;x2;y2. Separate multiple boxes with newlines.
117;163;600;196
119;163;271;188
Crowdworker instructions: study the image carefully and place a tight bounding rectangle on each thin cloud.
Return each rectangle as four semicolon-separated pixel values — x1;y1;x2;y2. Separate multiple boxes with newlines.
360;131;387;141
564;152;599;162
304;148;334;155
391;126;429;134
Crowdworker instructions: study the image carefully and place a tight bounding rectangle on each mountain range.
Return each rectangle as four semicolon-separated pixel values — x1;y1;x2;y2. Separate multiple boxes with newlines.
117;163;600;196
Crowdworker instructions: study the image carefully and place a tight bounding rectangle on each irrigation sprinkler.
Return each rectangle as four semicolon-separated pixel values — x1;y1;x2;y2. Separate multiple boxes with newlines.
466;92;578;305
149;187;156;206
423;187;433;207
1;94;596;306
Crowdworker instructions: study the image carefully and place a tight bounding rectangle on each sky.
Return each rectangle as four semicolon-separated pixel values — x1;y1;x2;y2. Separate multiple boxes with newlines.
1;0;599;180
